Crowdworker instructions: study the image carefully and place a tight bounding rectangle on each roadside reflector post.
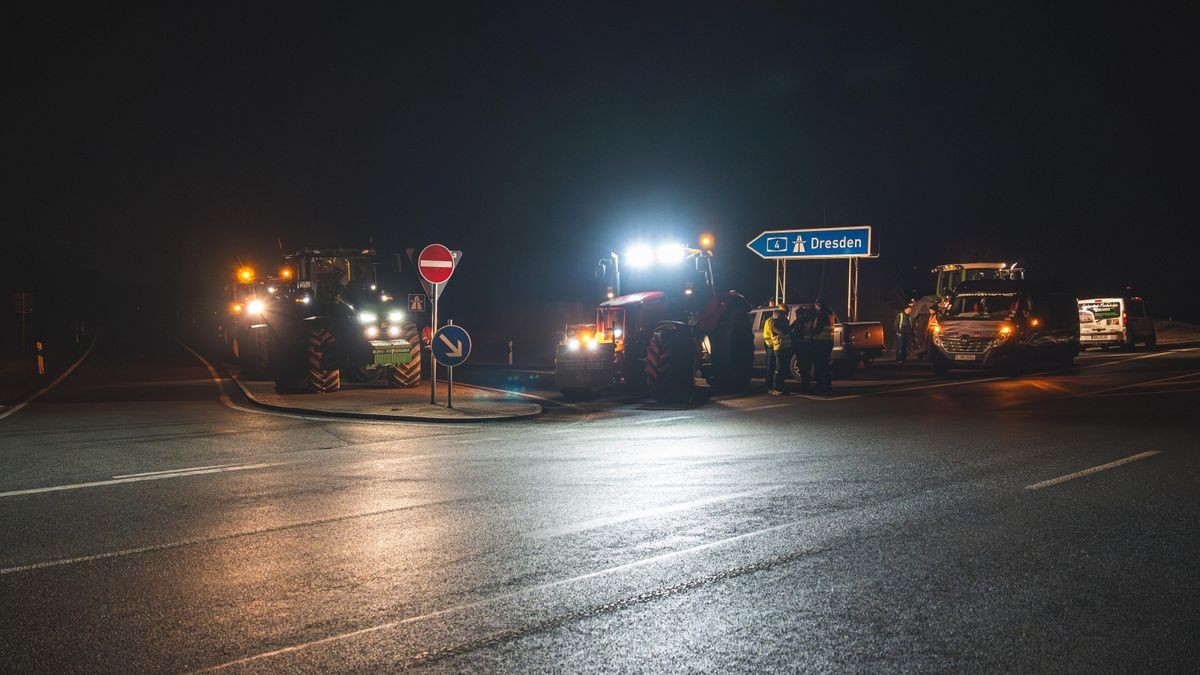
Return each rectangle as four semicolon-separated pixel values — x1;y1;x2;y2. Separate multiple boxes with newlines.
508;340;513;367
36;341;45;376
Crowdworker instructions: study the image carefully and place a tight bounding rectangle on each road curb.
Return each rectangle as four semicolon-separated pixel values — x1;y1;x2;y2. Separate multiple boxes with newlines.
225;368;543;424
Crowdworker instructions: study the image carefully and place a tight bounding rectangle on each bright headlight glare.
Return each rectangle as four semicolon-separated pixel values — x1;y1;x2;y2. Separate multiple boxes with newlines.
247;300;264;315
587;340;598;351
365;326;380;338
387;325;401;337
613;327;623;338
656;243;685;264
358;312;378;324
626;244;654;268
567;338;580;351
387;310;404;323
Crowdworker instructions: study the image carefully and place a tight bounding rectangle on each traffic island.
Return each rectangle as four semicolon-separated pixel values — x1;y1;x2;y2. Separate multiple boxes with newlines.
231;374;542;422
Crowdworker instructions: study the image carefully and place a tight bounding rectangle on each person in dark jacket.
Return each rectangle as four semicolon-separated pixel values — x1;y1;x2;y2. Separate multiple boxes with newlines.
790;307;814;392
810;298;834;393
896;303;915;363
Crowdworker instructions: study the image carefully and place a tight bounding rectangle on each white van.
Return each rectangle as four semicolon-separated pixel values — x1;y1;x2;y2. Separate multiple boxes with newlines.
1076;297;1156;350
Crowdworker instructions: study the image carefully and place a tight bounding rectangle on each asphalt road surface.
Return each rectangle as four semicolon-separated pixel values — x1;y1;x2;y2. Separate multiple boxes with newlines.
2;327;1198;672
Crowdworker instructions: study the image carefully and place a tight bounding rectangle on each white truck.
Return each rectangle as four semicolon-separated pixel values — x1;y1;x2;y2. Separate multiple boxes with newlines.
910;263;1024;357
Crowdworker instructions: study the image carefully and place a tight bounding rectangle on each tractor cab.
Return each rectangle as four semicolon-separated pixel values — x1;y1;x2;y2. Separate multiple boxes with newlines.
285;249;383;307
616;244;715;318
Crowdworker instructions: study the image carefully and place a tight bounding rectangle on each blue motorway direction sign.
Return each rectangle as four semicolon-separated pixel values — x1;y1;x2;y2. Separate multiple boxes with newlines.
432;324;472;367
746;225;872;260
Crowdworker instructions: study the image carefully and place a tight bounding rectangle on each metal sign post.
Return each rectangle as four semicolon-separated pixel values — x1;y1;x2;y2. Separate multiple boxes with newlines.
432;323;472;409
416;245;460;406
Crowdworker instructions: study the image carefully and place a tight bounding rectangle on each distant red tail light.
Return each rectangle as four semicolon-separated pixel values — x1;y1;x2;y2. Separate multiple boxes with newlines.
1121;311;1127;326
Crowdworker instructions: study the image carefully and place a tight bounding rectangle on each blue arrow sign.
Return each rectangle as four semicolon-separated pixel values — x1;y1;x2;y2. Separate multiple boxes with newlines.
432;324;472;367
746;225;872;259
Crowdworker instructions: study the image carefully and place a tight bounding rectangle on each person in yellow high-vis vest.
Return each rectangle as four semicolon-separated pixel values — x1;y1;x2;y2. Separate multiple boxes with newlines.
763;307;788;394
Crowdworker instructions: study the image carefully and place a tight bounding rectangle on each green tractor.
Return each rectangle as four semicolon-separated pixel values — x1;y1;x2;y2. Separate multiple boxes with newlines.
555;237;754;403
262;248;423;393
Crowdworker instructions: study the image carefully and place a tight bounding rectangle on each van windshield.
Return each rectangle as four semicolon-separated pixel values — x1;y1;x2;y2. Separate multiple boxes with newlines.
946;292;1019;320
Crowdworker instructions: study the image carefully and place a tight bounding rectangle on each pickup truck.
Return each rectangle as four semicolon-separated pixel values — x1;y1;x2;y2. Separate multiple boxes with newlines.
750;304;885;379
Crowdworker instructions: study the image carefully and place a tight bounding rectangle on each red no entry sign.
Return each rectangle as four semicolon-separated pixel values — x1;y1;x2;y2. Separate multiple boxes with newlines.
417;244;455;285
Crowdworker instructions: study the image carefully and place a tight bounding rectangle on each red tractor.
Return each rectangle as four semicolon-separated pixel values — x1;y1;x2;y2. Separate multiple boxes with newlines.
555;237;754;403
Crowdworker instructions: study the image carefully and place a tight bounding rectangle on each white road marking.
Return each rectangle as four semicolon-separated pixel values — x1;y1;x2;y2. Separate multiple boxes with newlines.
865;375;1007;397
0;463;279;499
112;463;243;479
194;499;837;673
527;487;777;539
1076;370;1200;398
0;333;97;421
1086;386;1200;399
1025;451;1162;491
632;415;693;424
0;499;452;575
742;403;789;411
1076;348;1184;370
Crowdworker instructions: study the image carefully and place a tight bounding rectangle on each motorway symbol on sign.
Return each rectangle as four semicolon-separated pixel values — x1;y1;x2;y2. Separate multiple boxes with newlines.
417;244;456;285
746;225;872;260
432;324;472;367
408;294;427;312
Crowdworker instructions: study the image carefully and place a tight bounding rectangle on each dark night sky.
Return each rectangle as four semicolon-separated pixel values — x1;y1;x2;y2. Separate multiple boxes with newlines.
4;3;1196;320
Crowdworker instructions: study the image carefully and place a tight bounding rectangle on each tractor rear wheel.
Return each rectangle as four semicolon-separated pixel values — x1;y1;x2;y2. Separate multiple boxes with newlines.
645;322;697;404
388;322;422;388
303;325;340;393
709;306;753;393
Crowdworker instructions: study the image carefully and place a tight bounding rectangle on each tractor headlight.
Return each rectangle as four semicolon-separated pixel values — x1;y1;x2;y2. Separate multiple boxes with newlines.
247;299;264;316
387;325;401;338
387;310;404;323
358;311;378;325
365;325;380;339
567;337;580;351
612;327;623;339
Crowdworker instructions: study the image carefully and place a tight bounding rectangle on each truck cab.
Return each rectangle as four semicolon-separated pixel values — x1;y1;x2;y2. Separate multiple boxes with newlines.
930;279;1079;376
910;263;1024;357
